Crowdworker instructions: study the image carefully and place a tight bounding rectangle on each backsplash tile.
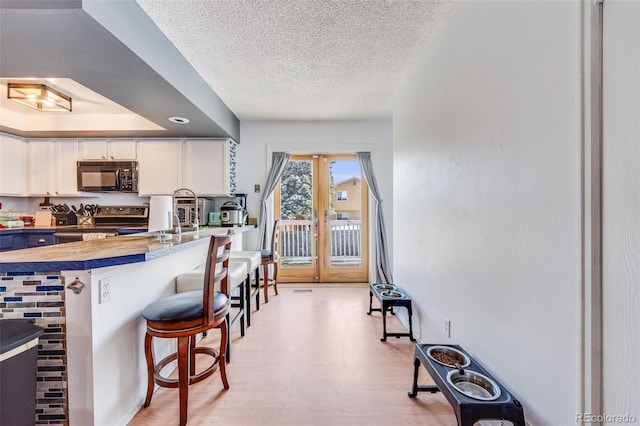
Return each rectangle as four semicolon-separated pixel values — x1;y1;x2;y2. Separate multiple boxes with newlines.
0;272;68;426
229;138;237;194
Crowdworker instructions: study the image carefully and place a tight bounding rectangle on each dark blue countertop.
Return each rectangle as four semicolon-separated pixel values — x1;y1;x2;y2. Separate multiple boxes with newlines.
0;228;56;234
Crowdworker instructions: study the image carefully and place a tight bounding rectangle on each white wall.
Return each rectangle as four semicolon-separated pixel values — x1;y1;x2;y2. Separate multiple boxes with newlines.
0;188;148;217
237;120;393;255
393;2;582;424
0;196;28;213
602;1;640;418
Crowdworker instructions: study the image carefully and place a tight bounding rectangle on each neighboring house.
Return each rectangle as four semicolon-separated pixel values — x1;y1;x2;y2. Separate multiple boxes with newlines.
333;177;361;220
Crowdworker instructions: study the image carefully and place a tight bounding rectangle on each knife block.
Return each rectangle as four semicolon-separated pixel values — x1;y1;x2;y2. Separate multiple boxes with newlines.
53;212;77;226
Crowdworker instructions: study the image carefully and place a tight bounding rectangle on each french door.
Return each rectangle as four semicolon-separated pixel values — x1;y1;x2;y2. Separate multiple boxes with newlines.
275;154;369;283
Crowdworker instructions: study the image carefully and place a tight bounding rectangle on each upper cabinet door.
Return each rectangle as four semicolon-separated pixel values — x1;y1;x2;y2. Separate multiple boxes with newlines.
79;139;137;160
183;139;232;196
138;140;182;195
28;139;55;196
55;139;82;196
107;140;137;160
79;139;109;160
27;139;83;196
0;133;27;196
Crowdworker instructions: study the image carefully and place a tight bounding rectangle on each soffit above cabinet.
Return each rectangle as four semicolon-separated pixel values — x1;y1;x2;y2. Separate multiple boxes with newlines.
0;1;239;140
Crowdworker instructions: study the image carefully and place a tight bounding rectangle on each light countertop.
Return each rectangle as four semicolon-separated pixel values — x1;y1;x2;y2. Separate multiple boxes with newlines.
0;226;255;273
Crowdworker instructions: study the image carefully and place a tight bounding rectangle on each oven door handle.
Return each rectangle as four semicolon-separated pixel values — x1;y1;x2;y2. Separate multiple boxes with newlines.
54;232;117;239
54;232;87;238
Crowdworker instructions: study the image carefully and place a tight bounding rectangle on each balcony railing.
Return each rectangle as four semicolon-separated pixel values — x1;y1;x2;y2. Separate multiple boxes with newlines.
280;220;313;266
280;219;362;267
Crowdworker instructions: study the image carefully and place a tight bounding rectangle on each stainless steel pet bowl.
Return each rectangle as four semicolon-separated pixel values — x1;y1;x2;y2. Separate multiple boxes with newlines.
374;284;397;291
426;346;471;368
381;290;404;298
446;369;502;401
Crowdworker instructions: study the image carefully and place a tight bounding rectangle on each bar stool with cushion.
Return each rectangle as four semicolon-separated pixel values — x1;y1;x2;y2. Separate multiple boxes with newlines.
229;250;261;326
142;232;234;426
175;256;247;362
260;220;280;303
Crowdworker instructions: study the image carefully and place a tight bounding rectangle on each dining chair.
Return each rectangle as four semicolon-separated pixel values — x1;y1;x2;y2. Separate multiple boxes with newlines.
259;220;280;303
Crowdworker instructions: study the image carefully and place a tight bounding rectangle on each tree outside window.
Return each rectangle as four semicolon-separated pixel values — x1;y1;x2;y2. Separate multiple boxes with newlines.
280;161;313;219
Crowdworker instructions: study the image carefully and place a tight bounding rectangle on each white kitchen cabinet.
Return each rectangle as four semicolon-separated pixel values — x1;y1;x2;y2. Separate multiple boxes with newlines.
28;139;55;196
79;139;107;160
27;138;84;196
79;139;137;160
0;133;28;196
55;139;83;196
107;140;137;160
138;140;182;195
183;139;236;196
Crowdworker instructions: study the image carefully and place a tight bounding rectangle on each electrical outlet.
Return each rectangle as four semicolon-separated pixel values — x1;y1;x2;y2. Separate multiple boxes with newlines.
444;318;451;338
99;278;111;304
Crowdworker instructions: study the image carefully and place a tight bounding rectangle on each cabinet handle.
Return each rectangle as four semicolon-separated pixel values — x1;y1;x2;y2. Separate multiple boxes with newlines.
38;239;45;243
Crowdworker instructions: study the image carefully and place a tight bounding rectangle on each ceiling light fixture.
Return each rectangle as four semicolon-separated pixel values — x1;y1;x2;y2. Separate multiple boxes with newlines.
7;83;72;112
168;116;190;124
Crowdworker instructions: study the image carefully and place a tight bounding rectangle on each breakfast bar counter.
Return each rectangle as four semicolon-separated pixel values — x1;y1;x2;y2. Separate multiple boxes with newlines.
0;226;255;426
0;226;254;272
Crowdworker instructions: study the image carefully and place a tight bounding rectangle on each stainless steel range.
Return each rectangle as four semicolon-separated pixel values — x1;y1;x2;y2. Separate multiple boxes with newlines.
92;205;148;228
53;205;149;244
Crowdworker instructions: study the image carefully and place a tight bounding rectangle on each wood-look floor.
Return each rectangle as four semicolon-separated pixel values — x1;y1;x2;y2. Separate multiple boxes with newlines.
128;284;456;426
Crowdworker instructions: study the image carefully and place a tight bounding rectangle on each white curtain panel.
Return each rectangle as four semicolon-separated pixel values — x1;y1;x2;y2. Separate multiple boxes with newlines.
357;152;393;284
257;152;290;249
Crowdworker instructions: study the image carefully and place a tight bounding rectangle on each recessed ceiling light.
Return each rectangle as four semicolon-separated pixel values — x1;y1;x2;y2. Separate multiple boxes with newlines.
168;116;190;124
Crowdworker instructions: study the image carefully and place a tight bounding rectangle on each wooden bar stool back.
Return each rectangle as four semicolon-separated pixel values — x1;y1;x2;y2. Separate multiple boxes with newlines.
260;220;280;303
175;261;247;362
142;231;234;426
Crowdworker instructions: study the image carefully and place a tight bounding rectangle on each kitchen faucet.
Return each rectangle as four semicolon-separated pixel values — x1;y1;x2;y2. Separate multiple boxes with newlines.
172;212;182;235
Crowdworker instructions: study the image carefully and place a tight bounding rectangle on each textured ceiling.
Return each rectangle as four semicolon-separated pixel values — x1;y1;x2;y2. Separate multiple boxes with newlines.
136;0;454;121
0;1;453;138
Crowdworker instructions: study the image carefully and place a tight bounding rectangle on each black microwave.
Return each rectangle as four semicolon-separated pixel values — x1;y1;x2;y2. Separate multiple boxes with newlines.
76;161;138;192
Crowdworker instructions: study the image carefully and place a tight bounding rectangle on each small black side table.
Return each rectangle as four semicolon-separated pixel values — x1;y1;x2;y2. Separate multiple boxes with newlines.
408;343;525;426
367;283;416;342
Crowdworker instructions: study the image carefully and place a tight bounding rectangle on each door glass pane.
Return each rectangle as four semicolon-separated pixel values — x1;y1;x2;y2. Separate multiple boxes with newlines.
279;160;314;269
329;159;363;267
